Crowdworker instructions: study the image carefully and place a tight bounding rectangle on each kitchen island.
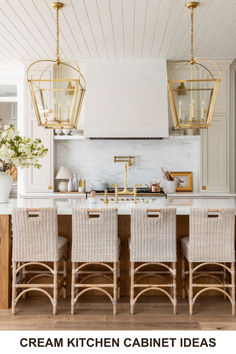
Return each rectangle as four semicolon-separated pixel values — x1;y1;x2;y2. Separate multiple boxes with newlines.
1;196;236;309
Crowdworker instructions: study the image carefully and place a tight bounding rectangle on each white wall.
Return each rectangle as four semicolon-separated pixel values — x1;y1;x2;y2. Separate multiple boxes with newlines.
55;137;200;192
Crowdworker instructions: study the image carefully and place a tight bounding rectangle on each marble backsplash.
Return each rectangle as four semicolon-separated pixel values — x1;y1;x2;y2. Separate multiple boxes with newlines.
55;137;200;192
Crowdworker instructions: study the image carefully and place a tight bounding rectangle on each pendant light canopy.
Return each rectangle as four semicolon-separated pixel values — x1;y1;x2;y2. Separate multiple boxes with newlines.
27;2;86;129
167;2;221;130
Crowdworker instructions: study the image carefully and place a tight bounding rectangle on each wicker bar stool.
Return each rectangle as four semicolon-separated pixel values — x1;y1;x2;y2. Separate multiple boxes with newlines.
130;208;177;315
181;208;235;315
71;208;120;315
11;208;68;315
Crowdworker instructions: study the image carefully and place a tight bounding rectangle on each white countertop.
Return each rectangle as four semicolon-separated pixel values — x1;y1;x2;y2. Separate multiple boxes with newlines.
167;192;236;198
1;197;236;215
19;192;87;198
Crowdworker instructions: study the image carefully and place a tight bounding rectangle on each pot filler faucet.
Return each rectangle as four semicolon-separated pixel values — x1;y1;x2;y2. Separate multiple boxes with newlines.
112;156;141;201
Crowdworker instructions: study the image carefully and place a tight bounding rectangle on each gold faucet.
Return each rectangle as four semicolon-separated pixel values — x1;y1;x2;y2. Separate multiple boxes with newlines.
110;184;118;203
133;184;142;203
113;156;135;194
104;189;109;204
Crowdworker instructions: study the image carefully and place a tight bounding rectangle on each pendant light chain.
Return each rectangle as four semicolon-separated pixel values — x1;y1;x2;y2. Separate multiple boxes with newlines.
190;6;194;64
56;6;60;62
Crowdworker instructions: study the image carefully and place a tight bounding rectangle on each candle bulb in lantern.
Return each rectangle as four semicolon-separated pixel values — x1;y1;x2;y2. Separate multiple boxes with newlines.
189;99;194;121
67;104;70;121
58;104;61;121
201;101;205;121
178;101;182;121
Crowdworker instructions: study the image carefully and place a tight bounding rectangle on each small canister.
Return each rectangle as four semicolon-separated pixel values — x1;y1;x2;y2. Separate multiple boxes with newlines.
151;183;158;193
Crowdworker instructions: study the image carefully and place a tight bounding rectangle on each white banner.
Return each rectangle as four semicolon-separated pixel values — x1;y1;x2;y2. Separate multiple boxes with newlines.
0;330;233;354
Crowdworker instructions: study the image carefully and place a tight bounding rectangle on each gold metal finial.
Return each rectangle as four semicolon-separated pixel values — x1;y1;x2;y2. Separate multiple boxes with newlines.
52;2;64;10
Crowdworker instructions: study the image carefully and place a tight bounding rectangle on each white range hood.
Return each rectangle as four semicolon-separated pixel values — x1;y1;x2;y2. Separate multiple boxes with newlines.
84;60;169;138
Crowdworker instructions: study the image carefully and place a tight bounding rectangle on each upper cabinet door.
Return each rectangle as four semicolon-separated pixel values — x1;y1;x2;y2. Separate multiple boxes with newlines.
24;116;54;192
84;60;169;138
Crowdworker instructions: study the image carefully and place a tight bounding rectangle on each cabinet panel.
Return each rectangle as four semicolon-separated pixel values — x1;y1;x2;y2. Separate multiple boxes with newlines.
201;116;228;192
24;116;54;192
212;69;227;114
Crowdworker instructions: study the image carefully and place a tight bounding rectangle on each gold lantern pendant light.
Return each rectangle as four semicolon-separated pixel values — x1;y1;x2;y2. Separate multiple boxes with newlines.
167;1;221;130
27;2;86;129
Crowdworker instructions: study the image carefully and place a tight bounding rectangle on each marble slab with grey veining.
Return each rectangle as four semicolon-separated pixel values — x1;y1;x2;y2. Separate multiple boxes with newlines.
56;136;200;192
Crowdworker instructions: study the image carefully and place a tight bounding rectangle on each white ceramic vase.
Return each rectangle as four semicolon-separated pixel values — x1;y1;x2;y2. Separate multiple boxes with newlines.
0;172;13;203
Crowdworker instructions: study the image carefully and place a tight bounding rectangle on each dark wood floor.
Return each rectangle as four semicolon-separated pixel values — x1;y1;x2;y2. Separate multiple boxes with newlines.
0;296;236;330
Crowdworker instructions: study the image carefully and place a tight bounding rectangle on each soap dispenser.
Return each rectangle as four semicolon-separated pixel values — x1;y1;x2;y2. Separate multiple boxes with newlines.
68;178;73;192
73;173;78;191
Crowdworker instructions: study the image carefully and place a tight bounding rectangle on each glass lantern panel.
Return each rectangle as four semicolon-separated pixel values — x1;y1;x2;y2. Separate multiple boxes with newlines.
171;79;214;126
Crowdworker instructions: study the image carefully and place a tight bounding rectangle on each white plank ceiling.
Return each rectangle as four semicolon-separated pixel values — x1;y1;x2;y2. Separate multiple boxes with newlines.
0;0;235;63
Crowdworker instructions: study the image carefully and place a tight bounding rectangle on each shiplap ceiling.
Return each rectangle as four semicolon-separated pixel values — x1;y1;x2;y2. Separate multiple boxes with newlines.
0;0;235;63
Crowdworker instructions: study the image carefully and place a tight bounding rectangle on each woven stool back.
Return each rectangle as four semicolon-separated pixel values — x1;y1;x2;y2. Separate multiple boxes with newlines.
72;208;119;262
189;208;235;262
130;208;176;262
12;208;59;262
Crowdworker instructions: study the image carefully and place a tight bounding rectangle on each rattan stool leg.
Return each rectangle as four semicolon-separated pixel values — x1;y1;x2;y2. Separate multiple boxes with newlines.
189;262;193;315
181;253;186;299
113;262;118;315
231;262;235;315
117;261;120;300
63;260;67;299
12;262;17;315
130;262;134;315
173;262;177;315
223;263;227;300
53;261;58;315
21;264;27;299
71;262;75;315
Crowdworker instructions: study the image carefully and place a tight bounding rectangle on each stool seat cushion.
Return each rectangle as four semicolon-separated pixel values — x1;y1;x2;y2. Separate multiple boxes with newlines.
58;236;68;260
181;237;190;260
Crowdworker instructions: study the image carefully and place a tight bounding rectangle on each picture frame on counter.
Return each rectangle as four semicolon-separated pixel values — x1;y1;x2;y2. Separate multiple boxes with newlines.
170;171;193;192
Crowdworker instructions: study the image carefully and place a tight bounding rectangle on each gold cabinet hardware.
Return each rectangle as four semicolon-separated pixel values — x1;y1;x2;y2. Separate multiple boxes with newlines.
104;189;109;204
202;186;206;190
48;185;52;190
133;184;142;204
110;183;119;203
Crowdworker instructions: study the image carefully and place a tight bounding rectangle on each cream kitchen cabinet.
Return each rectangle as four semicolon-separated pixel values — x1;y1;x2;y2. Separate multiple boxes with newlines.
201;115;228;192
200;61;234;193
23;115;54;193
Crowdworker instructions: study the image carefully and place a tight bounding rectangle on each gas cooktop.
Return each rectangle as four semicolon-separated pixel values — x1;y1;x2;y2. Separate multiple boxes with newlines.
88;187;166;197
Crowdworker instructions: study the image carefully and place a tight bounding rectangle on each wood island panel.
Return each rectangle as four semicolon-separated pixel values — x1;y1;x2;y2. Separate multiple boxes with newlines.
0;215;11;309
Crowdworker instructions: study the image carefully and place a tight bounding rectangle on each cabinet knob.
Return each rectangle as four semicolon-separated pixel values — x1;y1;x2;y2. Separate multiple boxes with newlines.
202;186;206;190
48;185;52;190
